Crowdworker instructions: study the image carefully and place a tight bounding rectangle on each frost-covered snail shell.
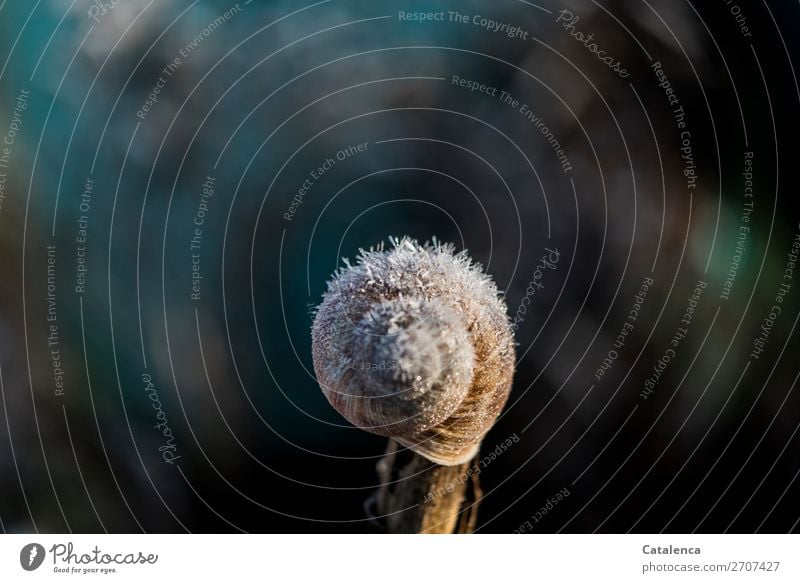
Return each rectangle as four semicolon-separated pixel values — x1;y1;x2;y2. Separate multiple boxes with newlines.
311;238;516;466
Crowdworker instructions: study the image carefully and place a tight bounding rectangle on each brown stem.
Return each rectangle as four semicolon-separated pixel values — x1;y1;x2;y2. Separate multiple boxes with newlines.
373;440;482;533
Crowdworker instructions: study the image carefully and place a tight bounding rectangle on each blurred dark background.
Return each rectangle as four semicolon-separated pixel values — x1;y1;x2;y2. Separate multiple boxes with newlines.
0;0;799;533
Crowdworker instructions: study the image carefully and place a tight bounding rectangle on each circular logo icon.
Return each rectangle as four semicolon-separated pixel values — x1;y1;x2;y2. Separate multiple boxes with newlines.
20;543;46;571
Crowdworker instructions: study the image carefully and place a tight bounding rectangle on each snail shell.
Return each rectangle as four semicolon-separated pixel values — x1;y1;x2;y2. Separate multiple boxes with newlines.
311;238;516;466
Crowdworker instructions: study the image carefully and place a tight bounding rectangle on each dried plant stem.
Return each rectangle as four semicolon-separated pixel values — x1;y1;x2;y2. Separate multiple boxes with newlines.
375;440;482;534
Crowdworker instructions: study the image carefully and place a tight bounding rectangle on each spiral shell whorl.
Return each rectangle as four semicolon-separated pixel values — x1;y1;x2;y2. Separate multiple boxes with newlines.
312;237;516;466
